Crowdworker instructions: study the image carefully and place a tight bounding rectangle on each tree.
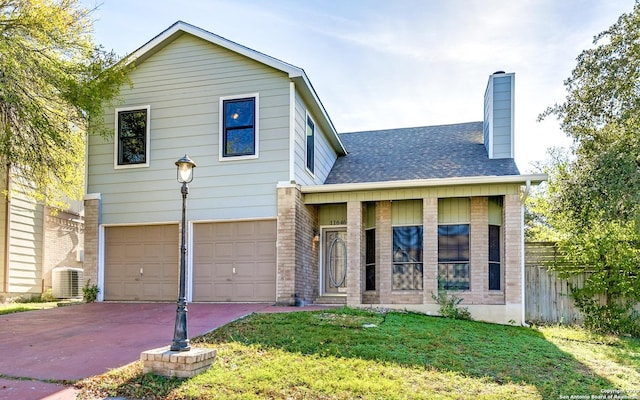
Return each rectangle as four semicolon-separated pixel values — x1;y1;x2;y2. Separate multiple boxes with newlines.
0;0;129;208
539;1;640;335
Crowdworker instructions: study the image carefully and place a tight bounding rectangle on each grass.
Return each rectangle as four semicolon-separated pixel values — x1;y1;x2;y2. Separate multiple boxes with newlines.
76;307;640;400
0;301;61;315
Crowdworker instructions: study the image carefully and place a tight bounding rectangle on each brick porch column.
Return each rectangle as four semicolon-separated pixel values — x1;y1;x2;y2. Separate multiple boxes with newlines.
423;197;438;303
346;201;363;307
83;193;101;293
276;184;297;305
470;197;489;303
377;201;392;303
504;193;522;305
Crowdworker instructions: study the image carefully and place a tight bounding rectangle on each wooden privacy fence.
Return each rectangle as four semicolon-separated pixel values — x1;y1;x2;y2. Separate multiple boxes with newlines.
525;242;586;324
524;242;639;324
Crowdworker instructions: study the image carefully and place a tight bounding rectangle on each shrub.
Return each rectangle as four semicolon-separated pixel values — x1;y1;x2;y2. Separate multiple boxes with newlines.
572;292;640;337
431;291;472;320
82;280;100;303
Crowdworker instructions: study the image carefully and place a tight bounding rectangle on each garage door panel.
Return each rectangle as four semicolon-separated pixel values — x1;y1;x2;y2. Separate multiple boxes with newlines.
143;283;176;300
256;242;276;257
254;283;276;299
194;220;276;302
194;263;213;280
256;220;276;236
105;224;178;301
215;223;233;237
255;264;276;278
212;262;233;277
213;283;233;300
214;243;234;259
233;263;255;278
194;243;214;259
235;243;256;257
235;223;256;237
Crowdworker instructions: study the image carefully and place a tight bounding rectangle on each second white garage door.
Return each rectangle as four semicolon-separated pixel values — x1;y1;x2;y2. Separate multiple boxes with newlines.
193;220;276;302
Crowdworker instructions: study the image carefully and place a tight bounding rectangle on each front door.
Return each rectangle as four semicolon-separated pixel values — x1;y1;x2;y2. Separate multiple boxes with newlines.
323;229;347;294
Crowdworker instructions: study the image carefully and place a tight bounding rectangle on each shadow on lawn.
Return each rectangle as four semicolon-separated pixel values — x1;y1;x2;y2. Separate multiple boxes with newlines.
194;308;614;399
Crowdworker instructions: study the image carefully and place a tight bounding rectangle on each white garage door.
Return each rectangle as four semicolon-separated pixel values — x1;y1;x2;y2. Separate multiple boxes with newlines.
104;224;178;301
193;220;276;302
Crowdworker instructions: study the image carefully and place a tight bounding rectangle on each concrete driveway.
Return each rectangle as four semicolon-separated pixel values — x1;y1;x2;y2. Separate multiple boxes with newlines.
0;302;327;400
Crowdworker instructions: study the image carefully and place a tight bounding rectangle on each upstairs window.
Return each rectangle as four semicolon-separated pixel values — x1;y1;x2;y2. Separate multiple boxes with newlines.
221;95;258;158
306;114;315;173
115;106;150;168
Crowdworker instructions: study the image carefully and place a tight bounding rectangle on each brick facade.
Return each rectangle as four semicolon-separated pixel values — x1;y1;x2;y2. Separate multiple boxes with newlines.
503;194;522;305
334;193;524;324
276;184;319;306
83;195;100;292
42;208;84;291
346;201;363;306
423;197;438;303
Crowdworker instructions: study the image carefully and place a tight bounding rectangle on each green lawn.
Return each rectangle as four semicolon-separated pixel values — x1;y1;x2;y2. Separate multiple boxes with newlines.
0;302;61;315
76;307;640;400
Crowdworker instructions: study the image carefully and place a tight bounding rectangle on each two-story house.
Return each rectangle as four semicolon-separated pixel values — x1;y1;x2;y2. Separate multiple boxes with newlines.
84;21;545;324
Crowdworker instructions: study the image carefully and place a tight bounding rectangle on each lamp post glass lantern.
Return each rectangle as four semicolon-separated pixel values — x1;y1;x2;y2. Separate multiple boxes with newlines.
171;154;196;352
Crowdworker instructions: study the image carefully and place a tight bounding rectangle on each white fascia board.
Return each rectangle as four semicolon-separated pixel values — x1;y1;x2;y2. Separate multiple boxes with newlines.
292;75;347;156
301;174;548;194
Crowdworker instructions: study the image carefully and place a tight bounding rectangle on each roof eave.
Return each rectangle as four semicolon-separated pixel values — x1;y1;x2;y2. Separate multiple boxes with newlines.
125;21;302;75
301;174;548;193
292;75;347;156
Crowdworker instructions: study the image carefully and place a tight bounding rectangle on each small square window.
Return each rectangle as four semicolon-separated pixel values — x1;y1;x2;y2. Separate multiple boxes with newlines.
222;96;257;158
115;106;150;168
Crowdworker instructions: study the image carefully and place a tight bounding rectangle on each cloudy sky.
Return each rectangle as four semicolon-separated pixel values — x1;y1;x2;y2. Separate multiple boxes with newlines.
85;0;636;172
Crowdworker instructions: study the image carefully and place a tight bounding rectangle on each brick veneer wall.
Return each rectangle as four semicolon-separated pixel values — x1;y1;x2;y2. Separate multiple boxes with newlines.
376;201;391;303
504;193;522;305
276;184;319;306
360;195;519;308
42;209;84;291
83;196;100;291
346;201;363;306
423;198;438;303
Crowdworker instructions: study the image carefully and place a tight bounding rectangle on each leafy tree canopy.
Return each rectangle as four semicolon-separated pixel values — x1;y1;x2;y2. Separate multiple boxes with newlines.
0;0;130;208
538;1;640;335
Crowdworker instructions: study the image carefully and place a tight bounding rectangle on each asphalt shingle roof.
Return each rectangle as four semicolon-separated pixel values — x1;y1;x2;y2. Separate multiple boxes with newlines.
324;122;520;184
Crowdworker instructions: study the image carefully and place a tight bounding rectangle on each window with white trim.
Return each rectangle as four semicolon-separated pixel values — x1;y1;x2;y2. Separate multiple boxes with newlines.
115;106;150;168
306;114;315;173
220;95;258;159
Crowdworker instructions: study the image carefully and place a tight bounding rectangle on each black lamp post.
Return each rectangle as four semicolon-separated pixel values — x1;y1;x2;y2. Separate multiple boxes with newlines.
171;154;196;352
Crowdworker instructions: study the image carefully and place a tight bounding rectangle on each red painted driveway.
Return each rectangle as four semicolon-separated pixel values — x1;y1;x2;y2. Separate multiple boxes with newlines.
0;302;328;400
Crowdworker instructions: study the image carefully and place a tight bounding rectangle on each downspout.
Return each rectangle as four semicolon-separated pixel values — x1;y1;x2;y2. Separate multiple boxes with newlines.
521;180;531;327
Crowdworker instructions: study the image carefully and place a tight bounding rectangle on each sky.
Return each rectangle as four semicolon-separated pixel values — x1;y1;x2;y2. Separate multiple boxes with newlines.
84;0;636;173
